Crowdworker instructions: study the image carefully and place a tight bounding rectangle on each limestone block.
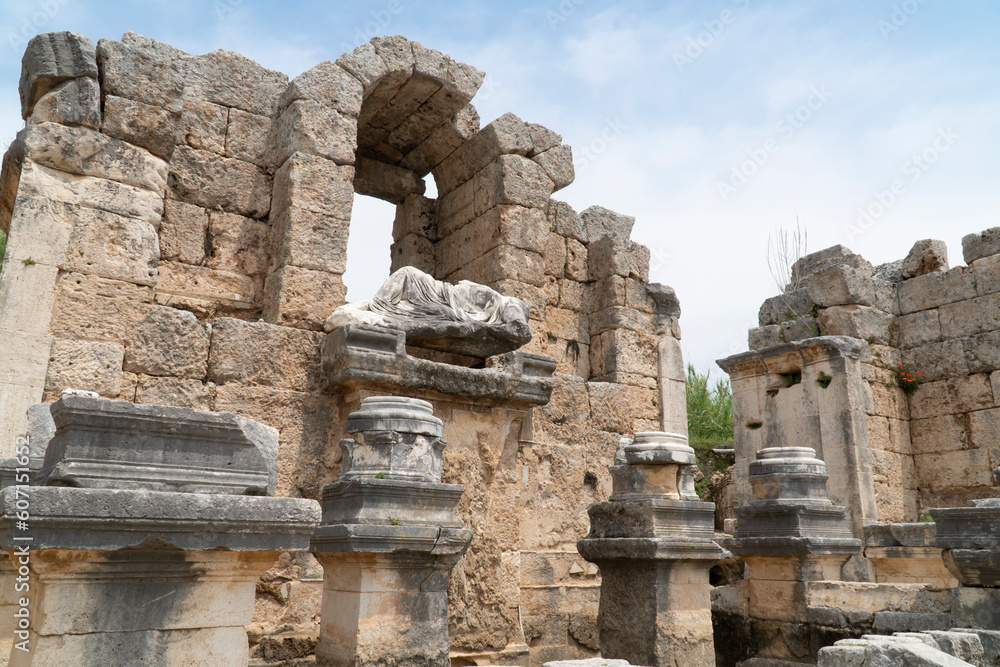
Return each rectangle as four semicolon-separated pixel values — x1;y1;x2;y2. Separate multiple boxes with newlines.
1;138;25;234
902;239;949;279
45;338;125;398
390;233;435;275
208;317;322;391
587;236;650;282
399;103;480;176
543;274;560;308
136;375;214;410
545;233;567;277
268;99;357;168
155;261;258;314
759;289;815;326
590;307;655;338
179;97;228;154
898;266;978;315
970;253;1000;298
901;339;968;382
475;154;555;211
97;36;186;112
939;292;1000;339
817;305;894;344
566;239;588;282
0;329;52;388
532;144;575;192
791;245;874;285
270;206;349;275
526;123;562;157
101;94;180;160
50;272;153;342
3;196;72;266
897;309;941;349
437;205;548;276
434;112;533;195
392;194;437;242
28;77;101;129
334;40;390;89
559;280;585;311
123;305;211;378
64;205;160;286
213;384;339;498
448;245;545;288
272;152;355;220
544;306;589;345
263;265;347;331
909;414;967;456
159;200;209;264
353;156;425;204
963;330;1000;374
435;178;475;238
748;325;783;350
207;211;270;277
278;60;363;117
16;159;163;227
581;205;635;244
493;280;546;320
590;328;658;379
781;314;820;342
19;31;98;117
967;406;1000;451
184;47;287;117
548;200;587;243
802;265;876;307
21;121;168;192
411;40;484;102
915;449;993;492
586;382;659;433
873;277;899;315
963;227;1000;264
590;275;627;312
168;146;271;219
909;374;993;420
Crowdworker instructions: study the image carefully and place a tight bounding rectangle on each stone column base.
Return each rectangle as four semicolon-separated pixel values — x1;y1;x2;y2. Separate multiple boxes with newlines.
7;548;279;667
314;550;463;667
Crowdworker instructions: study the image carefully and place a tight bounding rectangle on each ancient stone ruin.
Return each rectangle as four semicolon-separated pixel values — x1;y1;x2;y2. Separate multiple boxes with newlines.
0;27;998;667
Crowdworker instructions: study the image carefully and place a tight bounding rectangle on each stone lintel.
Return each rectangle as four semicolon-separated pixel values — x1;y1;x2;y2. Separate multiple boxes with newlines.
729;536;861;557
40;394;276;495
931;507;1000;549
321;324;556;406
310;523;472;556
0;486;320;551
319;478;466;529
716;335;870;380
577;536;729;563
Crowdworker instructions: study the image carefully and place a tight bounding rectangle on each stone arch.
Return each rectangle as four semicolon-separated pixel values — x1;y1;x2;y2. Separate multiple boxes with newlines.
264;35;577;331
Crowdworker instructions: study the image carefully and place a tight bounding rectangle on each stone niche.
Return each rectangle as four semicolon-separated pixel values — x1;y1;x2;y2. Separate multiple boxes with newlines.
0;28;685;665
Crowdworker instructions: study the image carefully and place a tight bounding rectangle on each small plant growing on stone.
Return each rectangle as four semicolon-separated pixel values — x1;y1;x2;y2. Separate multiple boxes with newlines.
895;363;922;396
21;257;35;266
745;420;763;430
817;371;833;389
918;513;933;522
374;472;386;479
389;516;400;525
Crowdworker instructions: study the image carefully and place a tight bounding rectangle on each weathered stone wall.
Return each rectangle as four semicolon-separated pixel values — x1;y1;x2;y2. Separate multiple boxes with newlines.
0;30;681;665
740;233;1000;522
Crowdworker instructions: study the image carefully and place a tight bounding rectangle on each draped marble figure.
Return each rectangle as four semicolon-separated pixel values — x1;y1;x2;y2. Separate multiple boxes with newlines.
324;266;532;358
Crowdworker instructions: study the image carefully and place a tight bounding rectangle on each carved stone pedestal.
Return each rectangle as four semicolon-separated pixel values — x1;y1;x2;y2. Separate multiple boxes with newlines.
933;498;1000;629
577;432;727;667
732;447;860;662
0;395;320;667
311;397;472;667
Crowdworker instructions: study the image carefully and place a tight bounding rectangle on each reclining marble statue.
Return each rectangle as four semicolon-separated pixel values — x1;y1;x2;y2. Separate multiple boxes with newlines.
324;266;532;358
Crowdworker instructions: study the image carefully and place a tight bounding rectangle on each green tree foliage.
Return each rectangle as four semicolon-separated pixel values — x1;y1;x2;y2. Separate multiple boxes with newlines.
686;364;734;451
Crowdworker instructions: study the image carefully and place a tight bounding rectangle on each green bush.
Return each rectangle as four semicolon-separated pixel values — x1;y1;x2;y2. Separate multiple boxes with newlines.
686;364;734;453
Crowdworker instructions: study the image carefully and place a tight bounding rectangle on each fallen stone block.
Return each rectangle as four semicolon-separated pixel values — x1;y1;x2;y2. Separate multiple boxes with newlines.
963;226;1000;265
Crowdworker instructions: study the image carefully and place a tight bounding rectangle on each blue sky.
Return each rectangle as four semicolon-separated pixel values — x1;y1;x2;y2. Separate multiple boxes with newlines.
2;0;998;377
